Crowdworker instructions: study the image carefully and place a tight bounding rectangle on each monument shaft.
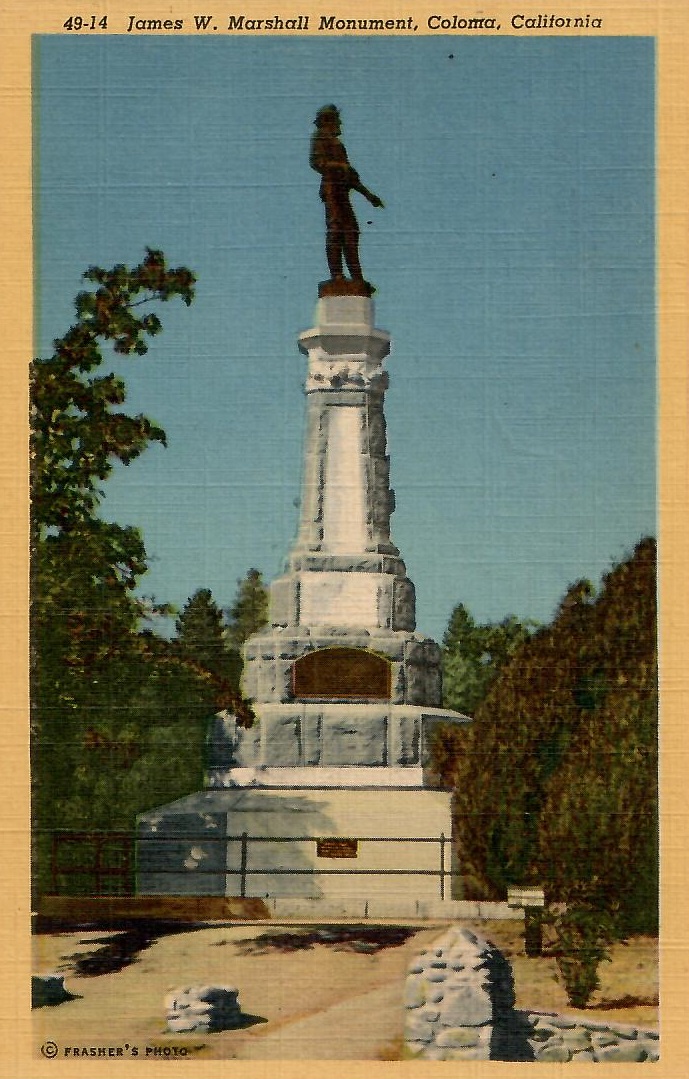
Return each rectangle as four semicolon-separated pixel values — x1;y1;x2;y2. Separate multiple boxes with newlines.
269;294;414;634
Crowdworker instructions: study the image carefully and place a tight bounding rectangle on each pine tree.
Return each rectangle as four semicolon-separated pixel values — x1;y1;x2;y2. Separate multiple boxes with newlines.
31;248;196;694
536;537;658;933
175;589;228;673
442;603;535;715
225;568;269;651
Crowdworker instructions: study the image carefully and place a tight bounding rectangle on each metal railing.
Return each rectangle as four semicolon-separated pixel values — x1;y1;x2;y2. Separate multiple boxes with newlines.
47;830;135;896
44;830;453;899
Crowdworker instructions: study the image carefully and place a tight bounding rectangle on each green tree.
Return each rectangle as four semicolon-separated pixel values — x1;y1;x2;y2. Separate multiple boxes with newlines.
442;602;535;715
175;587;240;681
536;537;658;935
31;250;202;889
225;568;269;651
544;899;617;1008
449;538;657;940
31;248;194;538
430;604;534;792
31;248;196;685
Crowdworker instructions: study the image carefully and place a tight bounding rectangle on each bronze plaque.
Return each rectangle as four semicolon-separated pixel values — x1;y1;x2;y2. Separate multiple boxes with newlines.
292;647;391;699
316;838;359;859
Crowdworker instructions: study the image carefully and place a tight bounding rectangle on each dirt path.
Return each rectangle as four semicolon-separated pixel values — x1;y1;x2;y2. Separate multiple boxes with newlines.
32;923;443;1060
32;920;658;1061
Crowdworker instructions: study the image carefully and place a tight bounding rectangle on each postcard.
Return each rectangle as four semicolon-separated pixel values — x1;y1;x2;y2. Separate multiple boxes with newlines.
1;2;687;1076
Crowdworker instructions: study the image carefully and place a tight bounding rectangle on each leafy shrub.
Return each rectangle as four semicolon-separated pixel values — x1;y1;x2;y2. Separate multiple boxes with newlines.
547;902;617;1008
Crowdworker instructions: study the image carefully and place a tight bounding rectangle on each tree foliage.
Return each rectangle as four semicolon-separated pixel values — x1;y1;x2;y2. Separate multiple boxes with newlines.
31;249;196;680
173;587;253;716
225;568;269;651
442;603;535;715
30;251;210;887
545;900;617;1008
535;538;658;933
31;248;194;536
441;537;657;936
175;588;239;680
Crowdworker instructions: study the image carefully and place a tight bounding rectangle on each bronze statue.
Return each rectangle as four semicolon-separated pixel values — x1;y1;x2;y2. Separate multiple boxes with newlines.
310;105;384;292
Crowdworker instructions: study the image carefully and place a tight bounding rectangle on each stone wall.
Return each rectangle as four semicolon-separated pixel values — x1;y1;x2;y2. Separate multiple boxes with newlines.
241;633;443;710
404;926;659;1063
523;1012;659;1063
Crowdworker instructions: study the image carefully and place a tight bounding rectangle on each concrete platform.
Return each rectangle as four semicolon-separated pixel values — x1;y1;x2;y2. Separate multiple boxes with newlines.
137;786;456;905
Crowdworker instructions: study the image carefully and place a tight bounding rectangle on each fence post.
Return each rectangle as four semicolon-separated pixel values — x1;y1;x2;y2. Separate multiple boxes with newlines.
239;832;249;898
51;832;59;894
94;834;103;895
439;832;446;900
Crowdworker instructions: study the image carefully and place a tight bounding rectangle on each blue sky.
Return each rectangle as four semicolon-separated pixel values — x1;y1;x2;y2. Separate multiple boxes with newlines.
34;34;655;642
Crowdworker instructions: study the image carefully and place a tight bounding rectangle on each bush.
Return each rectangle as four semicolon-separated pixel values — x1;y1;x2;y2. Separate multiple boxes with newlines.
547;902;617;1008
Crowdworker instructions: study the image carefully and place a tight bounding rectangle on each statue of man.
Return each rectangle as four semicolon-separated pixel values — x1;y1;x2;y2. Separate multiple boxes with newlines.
310;105;384;286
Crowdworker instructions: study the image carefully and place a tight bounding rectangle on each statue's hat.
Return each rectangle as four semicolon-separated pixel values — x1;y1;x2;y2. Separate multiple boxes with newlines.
314;104;340;125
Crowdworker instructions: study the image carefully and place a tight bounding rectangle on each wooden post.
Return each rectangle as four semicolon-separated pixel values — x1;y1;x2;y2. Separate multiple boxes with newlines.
524;907;543;957
507;886;545;957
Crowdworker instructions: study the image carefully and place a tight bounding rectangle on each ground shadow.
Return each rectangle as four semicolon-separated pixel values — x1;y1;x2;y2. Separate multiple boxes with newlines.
31;983;82;1008
37;919;425;976
589;995;659;1009
486;948;536;1061
225;924;423;956
228;1012;268;1030
36;919;207;977
490;1010;536;1062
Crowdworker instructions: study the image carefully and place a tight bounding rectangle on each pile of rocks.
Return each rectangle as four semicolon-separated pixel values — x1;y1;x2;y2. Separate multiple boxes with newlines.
404;927;519;1060
165;985;243;1033
404;926;660;1062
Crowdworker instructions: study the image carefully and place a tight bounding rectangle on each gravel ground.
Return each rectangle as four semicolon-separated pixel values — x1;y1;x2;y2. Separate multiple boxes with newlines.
31;919;658;1061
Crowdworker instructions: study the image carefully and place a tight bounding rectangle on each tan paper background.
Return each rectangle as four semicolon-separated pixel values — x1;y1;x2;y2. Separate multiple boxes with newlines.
1;1;687;1074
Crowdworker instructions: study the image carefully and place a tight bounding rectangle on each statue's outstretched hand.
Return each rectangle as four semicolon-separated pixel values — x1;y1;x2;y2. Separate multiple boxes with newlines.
356;182;385;209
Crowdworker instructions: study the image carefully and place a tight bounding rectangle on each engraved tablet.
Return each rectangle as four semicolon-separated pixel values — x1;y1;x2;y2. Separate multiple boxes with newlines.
292;647;391;700
316;838;359;859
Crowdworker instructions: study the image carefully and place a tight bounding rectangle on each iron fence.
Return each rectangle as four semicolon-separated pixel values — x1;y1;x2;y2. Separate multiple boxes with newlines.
43;830;454;899
47;830;135;896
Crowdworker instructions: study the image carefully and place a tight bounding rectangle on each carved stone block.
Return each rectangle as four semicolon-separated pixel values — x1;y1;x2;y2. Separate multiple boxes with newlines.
322;710;388;766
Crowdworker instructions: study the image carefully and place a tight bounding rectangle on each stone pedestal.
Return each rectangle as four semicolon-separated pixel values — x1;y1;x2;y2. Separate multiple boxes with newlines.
137;291;470;913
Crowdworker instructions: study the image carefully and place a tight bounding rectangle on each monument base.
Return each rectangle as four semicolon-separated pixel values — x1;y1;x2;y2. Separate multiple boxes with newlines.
318;277;374;298
137;786;457;911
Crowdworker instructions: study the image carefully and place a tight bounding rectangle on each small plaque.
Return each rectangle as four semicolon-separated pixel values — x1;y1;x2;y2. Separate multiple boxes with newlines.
316;838;359;859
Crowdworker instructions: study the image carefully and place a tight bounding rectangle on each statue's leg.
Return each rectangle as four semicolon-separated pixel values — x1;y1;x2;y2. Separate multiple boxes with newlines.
341;200;363;280
326;229;345;278
343;227;363;280
324;201;345;278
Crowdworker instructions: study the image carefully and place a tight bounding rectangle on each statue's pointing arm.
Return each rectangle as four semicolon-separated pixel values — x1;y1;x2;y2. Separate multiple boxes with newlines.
352;177;384;208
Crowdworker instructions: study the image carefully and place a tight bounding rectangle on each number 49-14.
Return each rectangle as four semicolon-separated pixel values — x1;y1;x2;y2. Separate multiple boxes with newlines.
63;16;108;30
